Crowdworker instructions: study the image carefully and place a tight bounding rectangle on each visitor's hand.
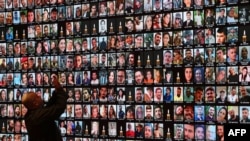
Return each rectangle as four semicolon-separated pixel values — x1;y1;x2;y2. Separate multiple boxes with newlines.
51;74;57;82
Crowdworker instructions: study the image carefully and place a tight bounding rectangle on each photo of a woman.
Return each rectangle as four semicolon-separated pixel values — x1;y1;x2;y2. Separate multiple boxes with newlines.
144;15;153;31
163;32;172;48
108;71;116;85
144;70;154;84
67;72;75;85
216;106;227;123
184;67;193;83
117;88;125;102
239;66;250;82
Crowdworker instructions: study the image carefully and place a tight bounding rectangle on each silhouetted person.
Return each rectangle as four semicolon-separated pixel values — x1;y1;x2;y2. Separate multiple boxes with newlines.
22;76;68;141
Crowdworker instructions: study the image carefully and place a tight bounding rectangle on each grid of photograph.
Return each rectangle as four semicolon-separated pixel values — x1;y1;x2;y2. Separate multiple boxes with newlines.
0;0;250;140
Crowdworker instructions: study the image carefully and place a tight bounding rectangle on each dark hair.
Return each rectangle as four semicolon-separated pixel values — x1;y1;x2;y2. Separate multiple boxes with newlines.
241;67;248;81
218;106;228;120
195;124;204;130
136;87;142;91
220;9;225;12
216;47;224;52
186;11;191;15
154;105;161;109
117;88;124;97
21;11;25;15
126;106;134;113
195;87;203;92
163;32;170;38
166;87;171;92
27;9;34;13
217;27;226;34
242;107;249;111
82;38;87;42
51;8;58;12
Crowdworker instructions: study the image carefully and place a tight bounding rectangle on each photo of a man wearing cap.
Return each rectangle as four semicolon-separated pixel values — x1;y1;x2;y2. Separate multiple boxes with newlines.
183;30;193;45
173;12;182;28
227;27;238;44
216;88;227;103
21;57;28;71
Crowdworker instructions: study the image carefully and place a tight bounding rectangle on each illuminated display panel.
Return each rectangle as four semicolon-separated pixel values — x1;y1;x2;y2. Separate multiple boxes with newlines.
0;0;250;140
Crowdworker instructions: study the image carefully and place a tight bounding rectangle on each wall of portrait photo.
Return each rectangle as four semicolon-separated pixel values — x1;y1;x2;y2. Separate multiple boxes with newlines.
0;0;250;140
